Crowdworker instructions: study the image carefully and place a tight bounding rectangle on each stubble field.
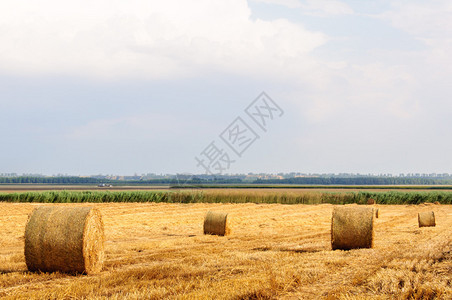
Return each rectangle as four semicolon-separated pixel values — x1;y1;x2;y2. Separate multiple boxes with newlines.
1;201;451;299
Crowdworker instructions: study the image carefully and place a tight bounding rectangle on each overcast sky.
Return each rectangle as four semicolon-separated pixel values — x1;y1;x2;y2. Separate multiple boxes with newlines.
1;0;451;176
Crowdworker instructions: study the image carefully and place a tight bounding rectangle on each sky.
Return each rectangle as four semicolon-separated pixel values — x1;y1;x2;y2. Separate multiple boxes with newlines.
1;0;451;176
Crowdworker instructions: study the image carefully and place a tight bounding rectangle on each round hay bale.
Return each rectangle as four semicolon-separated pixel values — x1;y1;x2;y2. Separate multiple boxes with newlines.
203;211;229;236
434;201;440;205
367;198;375;205
331;206;374;250
418;211;435;227
25;206;105;274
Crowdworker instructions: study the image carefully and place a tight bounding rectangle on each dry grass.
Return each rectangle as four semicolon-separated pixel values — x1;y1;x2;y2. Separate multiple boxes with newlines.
0;202;451;299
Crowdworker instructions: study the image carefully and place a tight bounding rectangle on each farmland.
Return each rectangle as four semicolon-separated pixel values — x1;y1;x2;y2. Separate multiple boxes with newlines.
1;189;451;299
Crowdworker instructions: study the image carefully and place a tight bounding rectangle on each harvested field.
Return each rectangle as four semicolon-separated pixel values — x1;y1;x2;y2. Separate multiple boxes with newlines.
1;202;451;299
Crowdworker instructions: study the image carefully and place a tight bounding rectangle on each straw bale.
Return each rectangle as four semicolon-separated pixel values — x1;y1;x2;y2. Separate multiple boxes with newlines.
331;206;374;250
203;211;229;236
367;198;375;205
24;206;105;274
418;211;435;227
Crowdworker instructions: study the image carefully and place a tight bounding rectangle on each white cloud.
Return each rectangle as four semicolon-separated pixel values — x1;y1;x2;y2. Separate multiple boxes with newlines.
250;0;353;16
303;62;419;122
249;0;302;9
2;0;452;175
301;0;354;16
379;1;452;71
0;0;326;80
295;1;452;124
381;1;452;37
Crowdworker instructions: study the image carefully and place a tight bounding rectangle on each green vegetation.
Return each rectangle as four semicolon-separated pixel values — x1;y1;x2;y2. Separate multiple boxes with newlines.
0;191;200;203
0;190;451;204
355;191;452;205
172;184;452;190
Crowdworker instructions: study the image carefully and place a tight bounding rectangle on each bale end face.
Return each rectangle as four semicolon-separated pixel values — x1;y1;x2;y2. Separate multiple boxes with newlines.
204;211;229;236
331;206;374;250
418;211;435;227
25;206;105;275
367;198;375;205
83;208;105;274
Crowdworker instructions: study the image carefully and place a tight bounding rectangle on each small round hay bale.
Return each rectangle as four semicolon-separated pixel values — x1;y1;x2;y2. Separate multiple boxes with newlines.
25;206;105;274
203;211;229;236
375;208;379;218
367;198;375;205
434;201;440;205
418;211;435;227
331;206;374;250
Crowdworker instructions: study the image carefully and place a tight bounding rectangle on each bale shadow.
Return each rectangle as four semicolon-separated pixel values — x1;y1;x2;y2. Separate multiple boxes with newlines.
252;247;272;252
163;233;197;237
0;269;24;274
278;247;323;254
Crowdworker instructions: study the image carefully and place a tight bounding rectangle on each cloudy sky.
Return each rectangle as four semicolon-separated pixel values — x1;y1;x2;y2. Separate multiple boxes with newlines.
1;0;451;176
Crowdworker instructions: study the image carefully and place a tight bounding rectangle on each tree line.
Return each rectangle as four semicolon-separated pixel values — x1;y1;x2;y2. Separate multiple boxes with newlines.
1;176;452;185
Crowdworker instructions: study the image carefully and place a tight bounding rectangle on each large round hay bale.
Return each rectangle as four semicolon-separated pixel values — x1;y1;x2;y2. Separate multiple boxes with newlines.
203;211;229;236
418;211;435;227
367;198;375;205
25;206;105;274
331;206;374;250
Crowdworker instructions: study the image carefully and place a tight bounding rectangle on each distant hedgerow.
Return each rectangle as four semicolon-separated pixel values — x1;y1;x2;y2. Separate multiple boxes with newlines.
0;190;451;204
